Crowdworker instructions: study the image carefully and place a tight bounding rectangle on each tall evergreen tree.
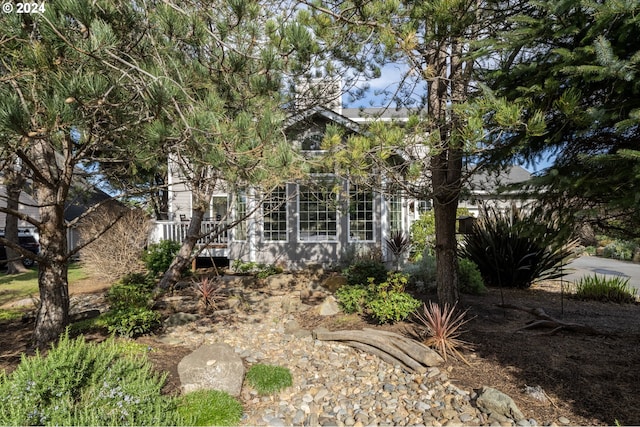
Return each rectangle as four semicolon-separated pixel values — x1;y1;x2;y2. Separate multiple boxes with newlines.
301;0;541;304
482;0;640;236
0;2;163;347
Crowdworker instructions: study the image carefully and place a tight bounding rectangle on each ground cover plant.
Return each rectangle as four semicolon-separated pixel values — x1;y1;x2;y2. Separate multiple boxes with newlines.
573;274;637;303
176;390;243;426
245;364;293;395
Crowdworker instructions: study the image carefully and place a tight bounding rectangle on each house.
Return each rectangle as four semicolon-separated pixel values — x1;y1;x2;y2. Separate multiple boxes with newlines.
152;97;533;269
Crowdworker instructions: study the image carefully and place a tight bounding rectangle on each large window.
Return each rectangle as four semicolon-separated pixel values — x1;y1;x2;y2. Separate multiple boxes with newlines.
263;186;288;241
298;182;337;241
349;185;374;241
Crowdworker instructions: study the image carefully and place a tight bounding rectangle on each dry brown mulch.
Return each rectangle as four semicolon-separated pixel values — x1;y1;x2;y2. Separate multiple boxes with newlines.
1;278;639;426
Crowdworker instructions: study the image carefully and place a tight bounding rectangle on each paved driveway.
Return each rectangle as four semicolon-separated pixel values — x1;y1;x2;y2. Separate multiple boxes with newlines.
564;255;640;292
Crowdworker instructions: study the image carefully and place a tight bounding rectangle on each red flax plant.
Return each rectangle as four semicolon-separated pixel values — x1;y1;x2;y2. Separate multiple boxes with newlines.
412;301;474;364
193;277;225;312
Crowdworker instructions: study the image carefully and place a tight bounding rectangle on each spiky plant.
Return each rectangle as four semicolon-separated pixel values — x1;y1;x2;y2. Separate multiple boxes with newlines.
412;301;474;364
385;231;411;271
193;277;225;311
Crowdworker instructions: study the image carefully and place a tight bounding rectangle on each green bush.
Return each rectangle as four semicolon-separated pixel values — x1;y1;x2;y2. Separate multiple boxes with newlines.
143;240;181;276
101;274;160;337
602;239;638;261
0;333;180;426
100;307;162;338
461;208;576;288
336;272;421;324
335;284;369;314
343;259;388;287
245;364;293;395
458;258;486;295
232;260;283;278
177;390;243;426
403;249;437;291
574;274;637;303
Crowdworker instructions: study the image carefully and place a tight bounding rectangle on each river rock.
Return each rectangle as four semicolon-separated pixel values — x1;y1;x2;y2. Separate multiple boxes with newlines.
476;386;525;422
178;343;245;396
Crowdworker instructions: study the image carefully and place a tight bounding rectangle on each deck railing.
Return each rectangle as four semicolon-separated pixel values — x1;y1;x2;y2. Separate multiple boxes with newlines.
150;220;228;247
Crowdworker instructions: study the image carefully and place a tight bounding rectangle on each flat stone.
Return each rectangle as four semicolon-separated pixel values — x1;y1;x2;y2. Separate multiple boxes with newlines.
476;386;525;422
558;417;571;425
177;343;245;396
164;312;199;327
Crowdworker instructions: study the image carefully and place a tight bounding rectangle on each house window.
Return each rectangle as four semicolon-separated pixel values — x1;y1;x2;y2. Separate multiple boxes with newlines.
349;185;374;241
233;191;247;241
298;182;337;241
388;195;402;234
263;186;288;241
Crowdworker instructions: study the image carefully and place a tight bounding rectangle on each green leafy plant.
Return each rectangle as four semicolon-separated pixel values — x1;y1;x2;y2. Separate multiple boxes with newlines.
0;333;179;426
232;261;283;278
177;390;243;426
573;274;637;303
458;258;486;295
101;307;162;338
245;364;293;395
412;301;473;363
602;239;638;261
143;240;181;276
342;259;388;287
335;284;369;314
336;272;421;324
461;207;577;289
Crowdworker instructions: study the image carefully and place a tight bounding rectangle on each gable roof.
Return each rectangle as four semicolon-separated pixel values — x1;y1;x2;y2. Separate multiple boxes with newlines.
285;106;362;134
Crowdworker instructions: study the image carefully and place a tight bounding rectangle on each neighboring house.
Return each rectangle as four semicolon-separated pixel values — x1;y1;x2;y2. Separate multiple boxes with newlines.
152;99;534;269
0;178;122;253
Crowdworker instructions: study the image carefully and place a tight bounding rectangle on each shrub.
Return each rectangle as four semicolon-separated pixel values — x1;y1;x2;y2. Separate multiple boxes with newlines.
412;301;473;363
336;272;421;324
574;274;637;303
458;258;486;295
143;240;181;276
461;207;577;288
102;274;160;337
335;284;368;314
245;364;293;395
177;390;243;426
343;259;388;287
100;307;162;338
403;249;437;291
602;239;638;261
78;208;151;283
0;333;179;426
231;261;283;278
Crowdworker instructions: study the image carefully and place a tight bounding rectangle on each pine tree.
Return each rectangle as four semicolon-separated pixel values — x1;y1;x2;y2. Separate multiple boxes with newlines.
301;0;536;305
483;0;640;236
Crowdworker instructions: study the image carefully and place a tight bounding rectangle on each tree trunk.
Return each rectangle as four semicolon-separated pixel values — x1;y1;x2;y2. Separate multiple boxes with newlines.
33;193;69;349
4;173;29;274
157;206;206;289
433;192;460;306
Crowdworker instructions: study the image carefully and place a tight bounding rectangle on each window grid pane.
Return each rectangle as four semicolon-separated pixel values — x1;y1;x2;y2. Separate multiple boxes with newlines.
388;195;402;234
299;184;337;241
350;186;374;241
263;186;288;241
235;192;247;241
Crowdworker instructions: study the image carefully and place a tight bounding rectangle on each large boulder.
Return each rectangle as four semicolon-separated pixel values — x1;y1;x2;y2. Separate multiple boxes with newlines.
178;343;245;396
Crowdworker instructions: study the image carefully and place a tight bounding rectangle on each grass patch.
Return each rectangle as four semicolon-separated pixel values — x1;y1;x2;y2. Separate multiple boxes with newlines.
245;363;293;395
0;263;87;307
574;274;637;303
177;390;243;426
0;308;23;323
